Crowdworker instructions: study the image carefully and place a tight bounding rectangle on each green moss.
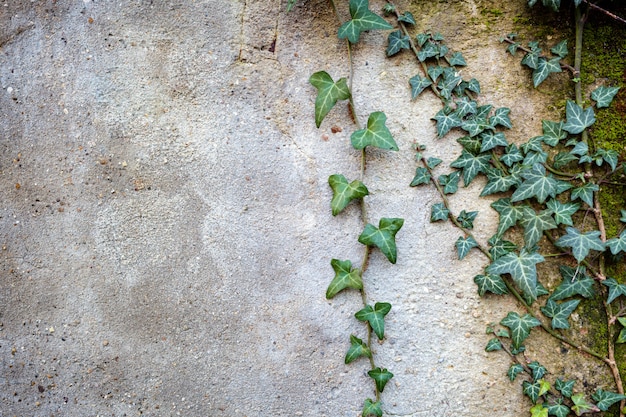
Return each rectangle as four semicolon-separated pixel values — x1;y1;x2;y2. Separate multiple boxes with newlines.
580;24;626;85
481;8;503;17
599;185;626;239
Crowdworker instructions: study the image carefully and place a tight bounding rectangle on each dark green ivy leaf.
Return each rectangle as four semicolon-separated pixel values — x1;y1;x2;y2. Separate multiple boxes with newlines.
431;202;450;222
427;65;445;82
362;398;383;417
501;312;542;349
397;11;416;25
571;183;599;207
491;198;529;237
500;144;524;166
455;97;477;118
485;338;502;351
368;367;393;392
328;174;369;216
457;210;478;229
386;30;410;56
474;273;508;296
550;266;594;300
438;171;461;194
528;361;547;381
523;150;548;166
467;78;481;93
337;0;393;44
522;50;540;70
591;86;620;108
520;208;557;248
488;237;518;260
358;218;404;264
351;112;398;151
555;227;605;262
415;32;429;46
592;389;626;411
410;167;431;186
488;249;545;302
548;404;571;417
426;157;443;169
546;199;580;226
456;235;478;260
542;120;567;146
309;71;351;128
607;230;626;255
327;259;363;299
556;378;575;398
481;168;519;196
457;136;482;155
553;152;579;169
447;51;467;66
512;163;558;204
532;57;562;87
480;131;508;152
355;302;392;340
409;74;433;99
418;40;439;62
508;364;525;381
450;149;491;186
523;380;542;403
432;108;462;137
563;100;595;134
461;117;492;137
541;298;581;329
437;68;462;100
550;39;568;58
602;278;626;304
345;334;371;364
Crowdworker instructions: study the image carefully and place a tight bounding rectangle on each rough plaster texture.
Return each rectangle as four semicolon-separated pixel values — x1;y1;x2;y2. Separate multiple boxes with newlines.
0;0;568;416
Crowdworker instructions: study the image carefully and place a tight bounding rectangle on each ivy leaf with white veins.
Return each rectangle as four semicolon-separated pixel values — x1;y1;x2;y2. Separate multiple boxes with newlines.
570;183;599;207
591;86;620;108
619;317;626;343
447;51;467;66
427;157;442;169
548;404;571;417
542;120;567;146
607;230;626;255
457;136;482;155
541;298;581;329
397;11;416;25
489;107;513;129
512;163;558;204
309;71;351;128
500;312;542;349
481;168;519;196
461;117;492;137
457;210;478;229
571;393;599;416
555;227;605;263
596;148;619;172
508;364;525;381
474;273;508;296
337;0;393;44
550;266;594;301
602;278;626;304
456;235;478;260
523;150;548;166
432;108;462;137
326;259;363;299
351;112;398;151
480;131;508;152
438;171;461;194
556;378;575;398
488;237;517;260
546;199;580;226
487;248;545;302
455;97;477;118
409;74;432;99
355;302;392;340
500;144;524;166
410;167;431;186
592;389;626;411
368;367;393;392
427;65;445;82
532;57;562;87
386;30;410;56
485;338;502;351
528;361;547;381
523;380;541;402
554;152;578;169
491;198;530;237
450;149;491;186
520;209;557;248
551;39;568;57
358;218;404;264
431;202;450;222
345;334;371;364
328;174;369;216
563;100;596;134
362;399;383;417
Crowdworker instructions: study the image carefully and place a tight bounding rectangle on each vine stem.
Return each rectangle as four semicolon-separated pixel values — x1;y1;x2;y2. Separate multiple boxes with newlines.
501;37;577;75
582;0;626;24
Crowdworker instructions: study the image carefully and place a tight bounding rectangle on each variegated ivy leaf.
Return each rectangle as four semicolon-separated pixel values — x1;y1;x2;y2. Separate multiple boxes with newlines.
550;265;594;301
488;236;517;260
358;218;404;264
397;11;416;25
555;227;605;263
368;367;393;392
457;210;478;229
519;208;557;247
563;100;595;134
550;39;568;58
480;131;508;152
480;168;519;196
362;399;383;417
521;136;544;153
337;0;393;44
500;311;541;349
607;230;626;255
521;48;540;69
456;235;478;260
512;163;559;204
410;167;431;186
351;112;398;151
457;136;482;155
431;202;450;222
328;174;369;216
491;198;530;237
474;273;508;296
327;259;363;299
450;149;491;186
409;74;432;99
542;120;567;146
508;364;525;381
355;302;392;340
541;298;580;329
602;278;626;304
386;30;410;56
570;183;599;207
556;378;575;398
571;393;599;416
487;248;544;302
592;389;626;411
432;108;462;137
309;71;351;128
345;334;371;364
532;57;562;87
591;86;620;108
447;51;467;66
438;171;461;194
546;199;580;226
485;338;502;351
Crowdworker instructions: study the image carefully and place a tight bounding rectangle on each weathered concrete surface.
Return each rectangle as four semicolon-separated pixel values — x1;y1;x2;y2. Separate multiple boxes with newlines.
0;0;562;416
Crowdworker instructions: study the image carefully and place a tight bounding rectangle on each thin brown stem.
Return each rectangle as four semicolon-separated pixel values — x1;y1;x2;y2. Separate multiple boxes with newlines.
583;0;626;24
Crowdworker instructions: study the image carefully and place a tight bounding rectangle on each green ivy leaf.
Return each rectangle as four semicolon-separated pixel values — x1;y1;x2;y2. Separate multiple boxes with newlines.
596;148;619;172
546;199;580;226
591;86;620;108
474;273;508;296
418;40;439;61
409;74;433;99
523;380;542;403
480;131;508;152
523;150;548;166
489;107;513;129
617;317;626;343
550;266;594;300
571;393;599;416
427;65;444;82
355;302;392;340
457;210;478;229
563;100;596;134
345;334;371;364
368;367;394;392
351;112;398;151
606;230;626;255
532;57;562;87
541;298;581;329
456;236;478;260
570;183;599;207
432;108;462;137
491;198;529;237
512;164;558;204
527;361;547;381
553;151;579;169
437;69;463;100
520;208;557;248
481;168;519;196
602;278;626;304
522;50;540;69
387;30;410;56
309;71;351;128
410;167;431;186
358;218;404;264
447;51;467;66
438;171;461;194
286;0;298;11
530;404;548;417
431;202;450;222
485;338;502;351
542;120;567;146
488;237;518;260
337;0;393;44
621;210;626;223
362;398;383;417
550;39;568;58
488;248;544;302
508;364;525;381
461;117;492;137
457;135;482;155
328;174;369;216
327;259;363;299
538;379;551;396
555;227;605;263
556;378;575;398
548;404;571;417
450;149;491;186
397;11;416;25
416;32;429;47
455;97;477;118
500;144;524;166
592;389;626;411
500;312;541;348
